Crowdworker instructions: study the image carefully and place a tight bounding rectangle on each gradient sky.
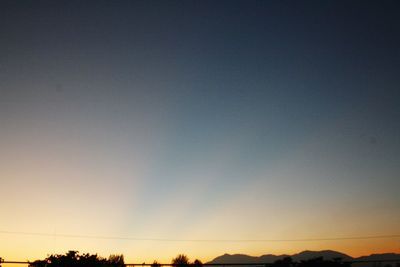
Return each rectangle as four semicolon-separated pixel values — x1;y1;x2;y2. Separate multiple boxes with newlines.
1;0;400;263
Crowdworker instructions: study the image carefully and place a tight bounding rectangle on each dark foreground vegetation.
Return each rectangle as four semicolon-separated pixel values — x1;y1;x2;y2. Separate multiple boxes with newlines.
24;251;360;267
26;252;203;267
28;251;124;267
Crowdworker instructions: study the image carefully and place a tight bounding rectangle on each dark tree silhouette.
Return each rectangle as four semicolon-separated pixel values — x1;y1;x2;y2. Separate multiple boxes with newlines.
29;251;124;267
172;255;190;267
108;254;125;267
193;259;203;267
152;260;161;267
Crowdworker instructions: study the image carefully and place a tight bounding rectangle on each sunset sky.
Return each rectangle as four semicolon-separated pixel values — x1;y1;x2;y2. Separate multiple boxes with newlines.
1;0;400;264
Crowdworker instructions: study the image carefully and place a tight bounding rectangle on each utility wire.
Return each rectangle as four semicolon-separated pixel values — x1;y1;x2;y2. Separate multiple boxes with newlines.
1;230;400;242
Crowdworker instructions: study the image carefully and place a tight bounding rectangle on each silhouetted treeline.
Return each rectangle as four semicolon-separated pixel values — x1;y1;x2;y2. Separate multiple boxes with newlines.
29;251;124;267
25;252;399;267
171;254;203;267
272;257;351;267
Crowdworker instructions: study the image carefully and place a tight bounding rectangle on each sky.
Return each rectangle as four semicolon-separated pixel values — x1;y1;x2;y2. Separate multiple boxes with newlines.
1;0;400;264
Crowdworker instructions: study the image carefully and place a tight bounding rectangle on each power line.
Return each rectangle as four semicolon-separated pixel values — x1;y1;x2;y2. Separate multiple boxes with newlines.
1;230;400;242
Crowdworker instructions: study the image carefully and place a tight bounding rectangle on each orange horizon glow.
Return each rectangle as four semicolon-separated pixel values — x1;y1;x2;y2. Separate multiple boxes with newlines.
0;234;400;266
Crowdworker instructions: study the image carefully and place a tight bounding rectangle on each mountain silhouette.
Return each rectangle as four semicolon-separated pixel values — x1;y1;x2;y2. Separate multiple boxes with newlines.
207;251;400;265
292;250;353;262
259;254;291;263
210;254;262;264
356;253;400;261
352;253;400;267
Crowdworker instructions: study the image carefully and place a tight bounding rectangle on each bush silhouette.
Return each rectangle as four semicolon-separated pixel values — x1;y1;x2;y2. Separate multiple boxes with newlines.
172;255;190;267
29;251;125;267
108;254;125;267
193;259;203;267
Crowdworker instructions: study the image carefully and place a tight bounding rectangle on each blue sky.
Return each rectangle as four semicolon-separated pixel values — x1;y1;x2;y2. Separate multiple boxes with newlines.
1;0;400;262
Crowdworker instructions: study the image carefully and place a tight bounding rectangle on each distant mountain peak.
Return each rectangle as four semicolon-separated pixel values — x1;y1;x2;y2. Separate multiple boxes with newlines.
293;250;353;261
208;251;400;264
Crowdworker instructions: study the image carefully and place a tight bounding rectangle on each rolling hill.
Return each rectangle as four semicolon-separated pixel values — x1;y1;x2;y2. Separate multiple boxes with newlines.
207;250;400;265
